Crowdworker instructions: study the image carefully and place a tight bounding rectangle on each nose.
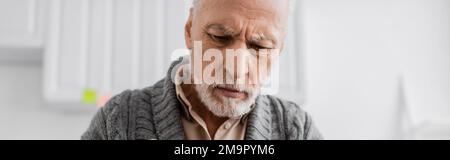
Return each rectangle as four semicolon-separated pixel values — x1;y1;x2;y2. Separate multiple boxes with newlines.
223;41;256;85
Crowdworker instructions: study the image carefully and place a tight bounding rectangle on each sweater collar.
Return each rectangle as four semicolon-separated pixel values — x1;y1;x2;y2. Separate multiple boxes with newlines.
150;58;186;140
244;95;272;140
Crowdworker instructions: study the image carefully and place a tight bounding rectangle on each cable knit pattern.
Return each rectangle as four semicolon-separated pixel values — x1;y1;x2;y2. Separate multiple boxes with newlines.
81;59;323;140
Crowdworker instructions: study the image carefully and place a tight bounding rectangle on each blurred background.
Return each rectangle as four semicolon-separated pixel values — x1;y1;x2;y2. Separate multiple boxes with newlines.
0;0;449;140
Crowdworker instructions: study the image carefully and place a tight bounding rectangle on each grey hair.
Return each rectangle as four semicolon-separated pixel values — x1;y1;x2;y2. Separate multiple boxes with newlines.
190;0;296;13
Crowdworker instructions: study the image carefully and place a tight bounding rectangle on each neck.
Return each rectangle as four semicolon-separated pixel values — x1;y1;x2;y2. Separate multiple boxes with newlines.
181;83;228;138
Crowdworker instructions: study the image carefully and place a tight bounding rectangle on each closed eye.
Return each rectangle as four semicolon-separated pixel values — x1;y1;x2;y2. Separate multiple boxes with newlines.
208;34;232;44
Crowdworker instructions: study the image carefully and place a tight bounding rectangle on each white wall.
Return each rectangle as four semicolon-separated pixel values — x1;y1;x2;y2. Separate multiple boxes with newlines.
0;61;95;140
302;0;450;139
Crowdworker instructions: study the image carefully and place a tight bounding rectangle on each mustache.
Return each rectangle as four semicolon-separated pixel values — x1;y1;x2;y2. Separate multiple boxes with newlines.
210;84;256;94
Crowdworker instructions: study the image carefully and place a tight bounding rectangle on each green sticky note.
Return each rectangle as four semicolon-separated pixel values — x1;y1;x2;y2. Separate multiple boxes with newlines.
82;89;97;104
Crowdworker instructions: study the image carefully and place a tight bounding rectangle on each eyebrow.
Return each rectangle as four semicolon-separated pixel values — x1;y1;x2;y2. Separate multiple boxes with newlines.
249;34;276;45
205;24;237;36
205;23;277;46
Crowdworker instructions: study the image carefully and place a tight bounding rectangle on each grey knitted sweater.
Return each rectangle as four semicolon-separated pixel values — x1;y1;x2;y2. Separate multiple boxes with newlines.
81;59;323;140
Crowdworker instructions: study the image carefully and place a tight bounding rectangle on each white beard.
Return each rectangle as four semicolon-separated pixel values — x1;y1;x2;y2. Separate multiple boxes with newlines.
175;55;262;118
194;83;260;119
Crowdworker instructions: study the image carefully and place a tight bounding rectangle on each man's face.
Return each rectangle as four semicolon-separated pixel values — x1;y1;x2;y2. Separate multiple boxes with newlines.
185;0;290;118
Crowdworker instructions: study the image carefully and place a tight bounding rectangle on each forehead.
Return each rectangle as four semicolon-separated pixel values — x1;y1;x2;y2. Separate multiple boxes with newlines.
196;0;289;13
194;0;289;33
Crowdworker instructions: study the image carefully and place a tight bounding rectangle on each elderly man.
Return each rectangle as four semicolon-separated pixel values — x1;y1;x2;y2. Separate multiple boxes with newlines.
82;0;322;140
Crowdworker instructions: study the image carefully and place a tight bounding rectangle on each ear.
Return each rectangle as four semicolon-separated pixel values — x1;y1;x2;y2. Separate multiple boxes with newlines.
184;8;194;49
